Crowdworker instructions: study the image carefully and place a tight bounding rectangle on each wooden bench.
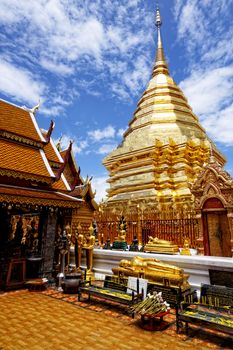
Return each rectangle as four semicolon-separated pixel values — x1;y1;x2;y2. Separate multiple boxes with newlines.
78;275;143;308
177;284;233;336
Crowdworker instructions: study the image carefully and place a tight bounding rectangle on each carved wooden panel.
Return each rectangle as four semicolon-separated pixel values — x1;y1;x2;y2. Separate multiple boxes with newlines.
203;198;224;209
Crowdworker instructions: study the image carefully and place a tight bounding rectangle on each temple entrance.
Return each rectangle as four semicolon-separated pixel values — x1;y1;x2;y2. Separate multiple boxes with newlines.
202;198;231;257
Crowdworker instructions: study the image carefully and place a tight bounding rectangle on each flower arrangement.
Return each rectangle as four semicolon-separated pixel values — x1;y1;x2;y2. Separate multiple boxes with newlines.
129;291;170;316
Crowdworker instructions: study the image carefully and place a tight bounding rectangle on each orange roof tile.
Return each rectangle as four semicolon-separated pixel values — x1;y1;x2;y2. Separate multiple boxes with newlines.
42;132;63;165
0;139;54;181
0;99;44;144
52;177;69;192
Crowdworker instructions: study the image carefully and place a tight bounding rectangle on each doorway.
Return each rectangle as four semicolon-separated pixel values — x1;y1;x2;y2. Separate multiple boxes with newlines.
202;198;231;257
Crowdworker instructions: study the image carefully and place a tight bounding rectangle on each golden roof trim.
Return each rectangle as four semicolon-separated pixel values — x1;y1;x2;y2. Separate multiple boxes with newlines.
0;130;44;148
0;193;80;208
0;168;53;184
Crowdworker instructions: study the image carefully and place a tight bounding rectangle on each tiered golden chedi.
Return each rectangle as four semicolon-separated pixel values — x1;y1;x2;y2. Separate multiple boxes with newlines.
103;9;225;208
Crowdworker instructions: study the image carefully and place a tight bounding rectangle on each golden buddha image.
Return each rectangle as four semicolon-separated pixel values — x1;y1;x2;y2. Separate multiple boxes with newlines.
112;256;190;290
83;223;95;277
144;236;179;254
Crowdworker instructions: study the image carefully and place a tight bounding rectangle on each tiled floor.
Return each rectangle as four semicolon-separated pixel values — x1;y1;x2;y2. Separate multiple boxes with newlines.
0;289;232;350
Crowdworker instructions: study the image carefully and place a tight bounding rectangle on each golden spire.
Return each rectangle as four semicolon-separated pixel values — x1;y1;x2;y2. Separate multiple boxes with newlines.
152;6;169;77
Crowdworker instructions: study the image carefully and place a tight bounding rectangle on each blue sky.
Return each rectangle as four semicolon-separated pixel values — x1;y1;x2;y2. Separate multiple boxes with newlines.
1;0;233;202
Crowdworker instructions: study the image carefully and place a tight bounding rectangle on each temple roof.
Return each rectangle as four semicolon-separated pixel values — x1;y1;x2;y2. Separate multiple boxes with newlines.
0;138;54;183
0;99;45;146
51;175;71;192
70;182;98;210
42;131;64;166
0;99;86;208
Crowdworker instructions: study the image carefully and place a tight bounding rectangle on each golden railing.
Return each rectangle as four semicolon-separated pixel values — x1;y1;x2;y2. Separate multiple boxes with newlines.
96;208;199;248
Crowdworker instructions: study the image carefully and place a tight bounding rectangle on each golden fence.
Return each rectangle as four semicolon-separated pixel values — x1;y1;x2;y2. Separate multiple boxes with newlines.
96;208;199;248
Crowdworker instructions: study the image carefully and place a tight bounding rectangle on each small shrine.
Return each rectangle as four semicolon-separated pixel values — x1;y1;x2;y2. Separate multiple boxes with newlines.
191;156;233;257
112;216;128;250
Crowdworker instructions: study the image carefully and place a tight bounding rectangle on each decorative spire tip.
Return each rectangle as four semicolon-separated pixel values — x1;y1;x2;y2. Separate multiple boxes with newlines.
155;6;162;28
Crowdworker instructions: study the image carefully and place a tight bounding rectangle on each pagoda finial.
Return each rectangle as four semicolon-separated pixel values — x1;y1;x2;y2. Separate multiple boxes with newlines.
155;4;162;28
152;6;169;77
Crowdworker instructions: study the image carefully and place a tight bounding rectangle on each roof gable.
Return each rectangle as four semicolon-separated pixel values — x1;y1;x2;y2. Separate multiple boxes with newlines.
0;99;45;145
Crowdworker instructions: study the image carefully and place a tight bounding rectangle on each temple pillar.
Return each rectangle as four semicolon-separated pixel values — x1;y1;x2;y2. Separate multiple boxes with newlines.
227;210;233;257
196;211;204;255
40;209;57;278
137;205;142;245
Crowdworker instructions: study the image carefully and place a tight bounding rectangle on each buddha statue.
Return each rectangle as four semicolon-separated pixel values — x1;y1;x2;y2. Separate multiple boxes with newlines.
112;256;190;290
117;223;126;242
144;236;179;254
180;239;191;256
74;227;84;272
112;216;128;250
83;224;95;277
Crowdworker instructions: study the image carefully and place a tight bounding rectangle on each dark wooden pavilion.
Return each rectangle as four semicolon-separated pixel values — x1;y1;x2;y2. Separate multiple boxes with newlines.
0;99;97;289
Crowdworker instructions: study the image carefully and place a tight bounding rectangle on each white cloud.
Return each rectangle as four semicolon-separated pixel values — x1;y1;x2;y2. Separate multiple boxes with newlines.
97;144;117;155
180;66;233;115
121;56;151;97
179;66;233;145
88;125;116;141
111;83;131;100
40;59;74;76
0;59;45;104
41;105;64;117
117;128;126;137
91;175;109;202
54;134;88;155
174;0;233;148
0;0;153;105
175;0;233;65
176;1;206;49
202;104;233;144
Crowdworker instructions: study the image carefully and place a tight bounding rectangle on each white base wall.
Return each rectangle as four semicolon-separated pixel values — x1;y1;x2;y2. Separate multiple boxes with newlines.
88;249;233;292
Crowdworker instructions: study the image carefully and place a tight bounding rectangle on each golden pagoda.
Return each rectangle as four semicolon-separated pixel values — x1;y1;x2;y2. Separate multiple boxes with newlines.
103;7;225;209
